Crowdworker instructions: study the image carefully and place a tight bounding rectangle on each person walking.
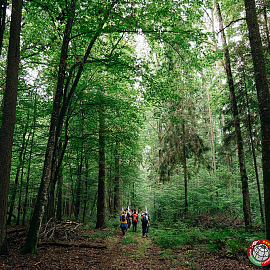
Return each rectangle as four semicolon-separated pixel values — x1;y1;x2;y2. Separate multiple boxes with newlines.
125;208;131;229
132;209;138;232
141;212;148;237
120;210;128;236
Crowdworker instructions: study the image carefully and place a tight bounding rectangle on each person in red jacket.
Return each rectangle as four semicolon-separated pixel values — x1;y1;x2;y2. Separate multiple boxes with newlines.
132;209;138;232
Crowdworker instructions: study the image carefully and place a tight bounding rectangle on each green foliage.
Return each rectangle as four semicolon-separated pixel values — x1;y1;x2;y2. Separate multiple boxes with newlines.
107;217;120;229
151;220;265;257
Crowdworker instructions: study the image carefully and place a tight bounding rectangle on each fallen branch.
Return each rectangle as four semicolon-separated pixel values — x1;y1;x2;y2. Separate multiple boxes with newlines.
38;242;107;249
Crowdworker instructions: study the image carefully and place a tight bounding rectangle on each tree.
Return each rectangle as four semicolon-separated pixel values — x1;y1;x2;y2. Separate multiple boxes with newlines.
96;95;107;229
21;0;78;254
244;0;270;238
215;1;252;228
0;0;22;255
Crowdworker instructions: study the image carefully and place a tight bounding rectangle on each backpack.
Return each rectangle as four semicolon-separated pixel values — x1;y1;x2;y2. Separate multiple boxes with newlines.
121;214;126;222
142;215;148;225
132;214;137;222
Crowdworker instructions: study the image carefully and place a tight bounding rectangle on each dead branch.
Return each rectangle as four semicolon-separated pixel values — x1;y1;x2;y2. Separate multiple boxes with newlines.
38;242;107;249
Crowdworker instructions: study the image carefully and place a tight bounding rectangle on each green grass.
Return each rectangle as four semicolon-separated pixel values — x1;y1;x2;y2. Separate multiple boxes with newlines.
121;236;138;245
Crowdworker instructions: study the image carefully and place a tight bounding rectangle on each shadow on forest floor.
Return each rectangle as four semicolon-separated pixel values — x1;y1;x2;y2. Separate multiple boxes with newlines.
0;218;265;269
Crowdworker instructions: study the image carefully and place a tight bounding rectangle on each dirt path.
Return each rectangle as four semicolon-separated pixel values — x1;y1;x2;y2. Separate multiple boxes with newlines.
101;228;176;269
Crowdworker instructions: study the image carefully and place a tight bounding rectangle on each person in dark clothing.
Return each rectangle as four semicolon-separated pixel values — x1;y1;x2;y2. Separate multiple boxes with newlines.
126;208;131;229
141;212;148;237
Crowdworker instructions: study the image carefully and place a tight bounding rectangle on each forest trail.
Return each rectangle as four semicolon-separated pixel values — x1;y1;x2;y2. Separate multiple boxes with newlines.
0;224;262;269
101;228;176;269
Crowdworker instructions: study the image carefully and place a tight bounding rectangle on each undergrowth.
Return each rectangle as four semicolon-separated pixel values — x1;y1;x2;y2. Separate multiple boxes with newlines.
151;221;265;255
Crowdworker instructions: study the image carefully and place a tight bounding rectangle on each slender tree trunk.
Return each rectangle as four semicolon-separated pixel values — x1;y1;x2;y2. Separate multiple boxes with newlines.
241;59;265;224
7;166;20;225
16;164;24;225
244;0;270;237
96;105;107;229
82;157;88;223
56;140;63;221
16;118;30;225
75;150;83;222
0;0;22;255
158;118;164;183
114;140;120;213
221;113;231;173
182;123;188;219
21;0;77;254
56;166;63;221
22;94;37;226
0;0;7;56
215;2;252;228
262;0;270;52
205;71;216;171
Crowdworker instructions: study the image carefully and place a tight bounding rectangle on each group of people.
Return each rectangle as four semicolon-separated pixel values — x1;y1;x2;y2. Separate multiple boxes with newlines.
119;208;150;237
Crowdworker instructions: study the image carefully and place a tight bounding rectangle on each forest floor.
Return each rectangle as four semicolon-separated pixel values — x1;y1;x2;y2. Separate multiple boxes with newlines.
0;221;264;270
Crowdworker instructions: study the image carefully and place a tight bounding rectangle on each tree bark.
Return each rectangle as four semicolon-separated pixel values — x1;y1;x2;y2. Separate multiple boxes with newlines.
75;150;83;222
96;104;107;229
0;0;22;255
22;93;37;226
0;0;7;56
262;0;270;52
114;140;120;213
205;71;216;171
82;157;88;223
241;59;265;224
215;2;252;228
244;0;270;237
182;123;188;219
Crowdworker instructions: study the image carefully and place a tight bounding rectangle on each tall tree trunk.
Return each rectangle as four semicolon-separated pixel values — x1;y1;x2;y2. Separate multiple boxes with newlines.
0;0;22;255
221;113;231;173
16;162;25;225
262;0;270;52
244;0;270;237
21;0;77;254
75;150;83;222
16;119;30;225
205;71;216;171
56;165;63;221
158;118;164;183
182;123;188;219
22;94;37;226
0;0;6;56
114;140;120;213
215;2;252;228
7;166;20;225
242;59;265;224
96;106;107;229
82;157;88;223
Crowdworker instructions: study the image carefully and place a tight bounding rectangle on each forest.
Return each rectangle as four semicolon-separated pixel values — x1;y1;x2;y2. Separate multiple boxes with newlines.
1;0;270;268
